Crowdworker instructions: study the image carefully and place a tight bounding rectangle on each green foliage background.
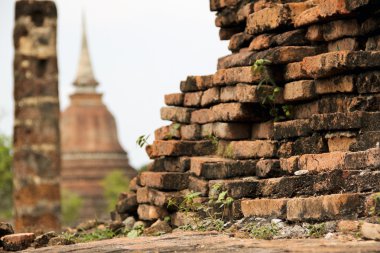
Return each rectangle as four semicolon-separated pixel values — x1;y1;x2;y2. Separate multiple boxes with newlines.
0;134;13;220
102;170;130;212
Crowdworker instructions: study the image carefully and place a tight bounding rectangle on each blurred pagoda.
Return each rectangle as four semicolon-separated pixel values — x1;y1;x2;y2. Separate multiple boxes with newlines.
60;18;136;221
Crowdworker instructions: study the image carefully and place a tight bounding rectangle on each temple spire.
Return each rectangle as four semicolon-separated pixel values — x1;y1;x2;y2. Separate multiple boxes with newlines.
73;13;98;93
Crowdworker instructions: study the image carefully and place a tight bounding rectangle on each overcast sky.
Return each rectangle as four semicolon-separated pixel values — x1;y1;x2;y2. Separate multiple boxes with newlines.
0;0;229;168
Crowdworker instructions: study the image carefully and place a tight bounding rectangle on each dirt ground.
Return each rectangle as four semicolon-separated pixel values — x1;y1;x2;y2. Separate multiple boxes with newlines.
21;231;380;253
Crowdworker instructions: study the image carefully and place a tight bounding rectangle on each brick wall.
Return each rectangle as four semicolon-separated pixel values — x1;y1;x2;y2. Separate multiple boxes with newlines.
115;0;380;223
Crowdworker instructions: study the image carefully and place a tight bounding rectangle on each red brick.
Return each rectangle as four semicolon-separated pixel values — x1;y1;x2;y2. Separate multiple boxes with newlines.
1;233;35;251
180;124;201;140
213;67;261;85
219;27;245;40
283;80;316;102
328;38;360;52
241;198;288;218
256;159;282;178
287;193;365;221
326;133;356;152
356;71;380;94
209;178;258;199
184;91;203;107
284;62;308;81
136;187;183;207
190;157;257;179
212;122;251;140
188;176;209;197
229;32;253;52
301;51;380;79
160;107;194;123
237;2;255;22
295;0;375;27
311;112;363;131
201;87;220;107
220;84;284;104
274;119;312;140
180;75;213;92
192;103;267;124
146;140;215;158
251;121;274;140
248;34;273;51
164;93;184;106
223;140;277;159
247;2;313;35
140;172;189;191
280;156;299;173
306;19;360;42
344;148;380;170
298;152;346;172
315;75;355;94
137;204;168;221
116;193;137;214
154;124;181;140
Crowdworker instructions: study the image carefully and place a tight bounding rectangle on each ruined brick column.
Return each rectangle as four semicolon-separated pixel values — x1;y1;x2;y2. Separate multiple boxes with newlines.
13;0;61;232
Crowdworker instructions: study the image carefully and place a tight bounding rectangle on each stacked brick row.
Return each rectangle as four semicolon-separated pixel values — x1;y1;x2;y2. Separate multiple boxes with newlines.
116;0;380;223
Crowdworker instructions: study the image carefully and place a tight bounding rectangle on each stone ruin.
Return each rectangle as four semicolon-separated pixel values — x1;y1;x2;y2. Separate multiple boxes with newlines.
13;0;61;232
115;0;380;224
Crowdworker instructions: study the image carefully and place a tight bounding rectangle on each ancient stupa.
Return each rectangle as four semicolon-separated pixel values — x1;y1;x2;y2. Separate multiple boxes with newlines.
60;19;136;221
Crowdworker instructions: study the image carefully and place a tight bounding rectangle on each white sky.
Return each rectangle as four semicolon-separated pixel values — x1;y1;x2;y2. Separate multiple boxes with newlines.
0;0;229;168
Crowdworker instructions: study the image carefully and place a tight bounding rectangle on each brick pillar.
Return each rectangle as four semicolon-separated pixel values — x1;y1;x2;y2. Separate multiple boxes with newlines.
13;0;61;232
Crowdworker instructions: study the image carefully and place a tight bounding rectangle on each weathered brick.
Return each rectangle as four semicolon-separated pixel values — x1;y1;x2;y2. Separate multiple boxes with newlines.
306;19;360;42
140;172;189;191
292;135;328;155
237;2;255;22
295;0;378;27
219;46;322;69
247;2;313;34
212;122;251;140
219;27;245;40
301;51;380;79
192;103;267;124
213;67;261;85
256;159;282;178
298;152;346;172
180;75;213;92
274;119;312;140
116;193;137;214
154;124;181;140
251;121;274;140
284;61;308;81
210;0;240;11
325;132;356;152
311;112;366;131
328;38;360;52
148;156;190;173
223;140;277;159
201;87;220;107
136;187;183;207
366;35;380;51
190;157;257;179
160;107;194;123
188;176;209;197
184;91;203;107
315;75;355;95
146;140;215;158
350;131;380;152
248;34;273;51
164;93;184;106
1;233;36;251
241;198;288;218
356;71;380;94
221;84;284;104
284;80;316;102
209;178;258;199
287;194;365;221
229;32;253;52
344;148;380;170
280;156;299;173
137;205;168;221
180;124;202;140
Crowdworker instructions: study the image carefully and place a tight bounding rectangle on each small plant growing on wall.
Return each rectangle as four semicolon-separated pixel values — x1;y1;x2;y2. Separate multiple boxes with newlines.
252;59;293;122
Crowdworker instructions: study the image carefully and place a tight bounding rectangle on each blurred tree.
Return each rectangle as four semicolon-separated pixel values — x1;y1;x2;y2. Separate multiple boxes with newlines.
102;170;129;212
61;189;83;226
0;134;13;220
